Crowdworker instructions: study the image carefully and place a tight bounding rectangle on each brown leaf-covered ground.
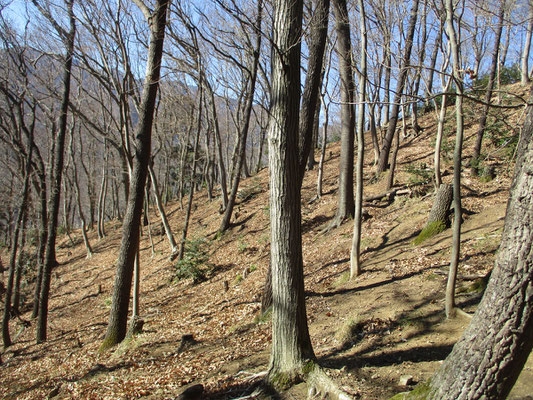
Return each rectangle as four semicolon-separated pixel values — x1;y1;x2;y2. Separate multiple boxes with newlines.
1;83;532;399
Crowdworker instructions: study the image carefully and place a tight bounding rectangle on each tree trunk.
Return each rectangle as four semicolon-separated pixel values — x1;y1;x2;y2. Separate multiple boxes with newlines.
12;207;28;315
178;81;203;261
205;80;228;209
31;172;47;319
298;0;329;183
148;162;178;257
101;0;169;350
471;1;506;174
434;77;452;188
3;135;33;347
410;88;533;400
376;0;420;175
350;0;367;279
444;0;465;319
330;0;355;225
36;0;76;343
267;0;315;383
316;98;329;199
218;0;263;234
521;2;533;85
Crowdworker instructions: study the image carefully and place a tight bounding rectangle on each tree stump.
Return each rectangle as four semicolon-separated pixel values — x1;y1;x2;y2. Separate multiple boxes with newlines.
414;183;453;245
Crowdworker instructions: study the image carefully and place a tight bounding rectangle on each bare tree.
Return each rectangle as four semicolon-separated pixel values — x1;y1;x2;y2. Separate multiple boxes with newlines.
350;0;367;278
522;1;533;84
31;0;76;343
376;0;420;175
444;0;465;319
101;0;170;349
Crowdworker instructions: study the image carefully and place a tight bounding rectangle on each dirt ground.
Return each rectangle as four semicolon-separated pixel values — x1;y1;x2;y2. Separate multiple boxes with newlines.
1;83;532;399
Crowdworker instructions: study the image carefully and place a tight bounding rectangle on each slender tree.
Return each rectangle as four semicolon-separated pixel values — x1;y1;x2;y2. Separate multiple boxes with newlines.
350;0;367;278
34;0;76;343
444;0;465;319
101;0;170;349
330;0;355;226
471;0;506;174
376;0;420;175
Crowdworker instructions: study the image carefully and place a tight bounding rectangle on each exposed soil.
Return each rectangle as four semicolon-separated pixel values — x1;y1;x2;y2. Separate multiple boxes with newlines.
1;83;532;399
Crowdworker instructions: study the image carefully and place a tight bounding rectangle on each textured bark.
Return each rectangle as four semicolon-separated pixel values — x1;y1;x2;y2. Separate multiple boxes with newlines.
330;0;355;224
268;0;315;380
101;0;169;349
423;88;533;400
36;0;76;343
376;0;419;175
427;184;453;227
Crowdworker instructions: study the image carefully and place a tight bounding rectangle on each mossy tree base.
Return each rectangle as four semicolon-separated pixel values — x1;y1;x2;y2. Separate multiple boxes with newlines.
413;220;446;245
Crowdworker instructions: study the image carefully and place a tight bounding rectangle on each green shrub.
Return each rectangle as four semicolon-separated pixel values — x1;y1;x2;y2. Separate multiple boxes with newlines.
174;238;211;284
406;163;432;185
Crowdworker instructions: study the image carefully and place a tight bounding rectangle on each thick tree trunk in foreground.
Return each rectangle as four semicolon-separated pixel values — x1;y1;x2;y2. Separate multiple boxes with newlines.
268;0;315;383
400;88;533;400
101;0;169;350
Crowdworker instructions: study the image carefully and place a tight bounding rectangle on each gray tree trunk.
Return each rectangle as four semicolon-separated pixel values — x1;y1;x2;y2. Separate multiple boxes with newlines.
219;0;263;233
444;0;465;319
405;88;533;400
350;0;367;278
35;0;76;343
267;0;315;382
521;2;533;85
330;0;355;225
101;0;169;349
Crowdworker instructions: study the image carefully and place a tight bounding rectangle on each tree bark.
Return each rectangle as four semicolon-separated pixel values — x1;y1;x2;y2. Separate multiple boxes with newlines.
298;0;329;183
101;0;169;349
414;87;533;400
267;0;315;382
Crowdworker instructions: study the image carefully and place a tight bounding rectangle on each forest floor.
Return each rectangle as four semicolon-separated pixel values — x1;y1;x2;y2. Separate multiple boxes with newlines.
1;83;533;399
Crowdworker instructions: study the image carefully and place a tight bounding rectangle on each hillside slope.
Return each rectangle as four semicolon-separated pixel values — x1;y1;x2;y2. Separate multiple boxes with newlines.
1;83;532;399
